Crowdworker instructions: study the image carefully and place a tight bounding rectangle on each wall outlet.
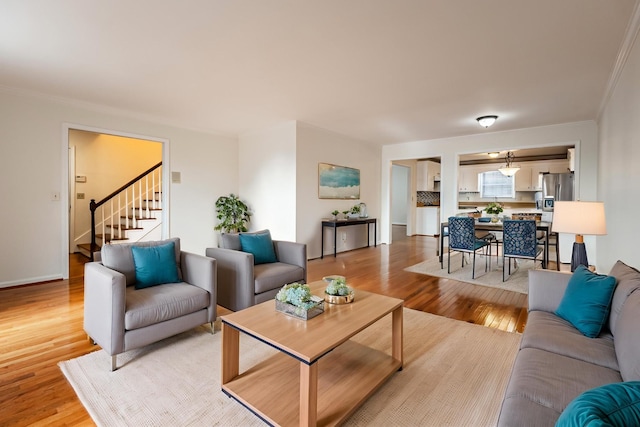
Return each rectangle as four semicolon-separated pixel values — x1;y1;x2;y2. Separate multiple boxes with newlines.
341;232;347;242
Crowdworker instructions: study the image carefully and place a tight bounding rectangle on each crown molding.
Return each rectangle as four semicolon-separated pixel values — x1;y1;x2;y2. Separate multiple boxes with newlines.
0;84;235;139
598;1;640;120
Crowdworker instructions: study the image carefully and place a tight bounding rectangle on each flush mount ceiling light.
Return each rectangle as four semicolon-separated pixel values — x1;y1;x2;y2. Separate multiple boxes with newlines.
487;152;500;158
476;115;498;128
498;151;520;176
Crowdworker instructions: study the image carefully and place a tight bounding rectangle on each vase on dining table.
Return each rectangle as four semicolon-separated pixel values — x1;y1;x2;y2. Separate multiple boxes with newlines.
491;214;499;223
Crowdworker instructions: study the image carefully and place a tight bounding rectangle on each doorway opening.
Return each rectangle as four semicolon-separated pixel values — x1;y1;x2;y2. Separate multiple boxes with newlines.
62;124;169;279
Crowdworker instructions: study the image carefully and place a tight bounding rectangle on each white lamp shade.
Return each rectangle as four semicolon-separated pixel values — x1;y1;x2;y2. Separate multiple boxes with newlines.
498;166;520;176
552;201;607;235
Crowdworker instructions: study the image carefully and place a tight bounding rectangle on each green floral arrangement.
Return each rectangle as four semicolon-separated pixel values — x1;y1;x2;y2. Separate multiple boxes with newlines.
325;277;353;296
276;283;318;309
485;202;504;215
350;205;361;214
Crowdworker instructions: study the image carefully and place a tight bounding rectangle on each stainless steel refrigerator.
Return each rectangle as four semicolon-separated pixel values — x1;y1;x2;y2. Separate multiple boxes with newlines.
542;172;575;263
542;173;574;207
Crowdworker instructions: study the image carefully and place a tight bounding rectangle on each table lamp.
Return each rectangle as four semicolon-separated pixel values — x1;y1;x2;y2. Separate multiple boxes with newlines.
551;201;607;272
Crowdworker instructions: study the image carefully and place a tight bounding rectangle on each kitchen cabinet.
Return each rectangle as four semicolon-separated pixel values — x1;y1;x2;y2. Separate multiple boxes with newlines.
516;160;571;191
515;166;535;191
416;207;440;235
458;166;481;192
417;160;441;191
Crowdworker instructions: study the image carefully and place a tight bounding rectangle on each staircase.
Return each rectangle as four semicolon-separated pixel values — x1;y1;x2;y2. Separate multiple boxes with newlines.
77;162;163;259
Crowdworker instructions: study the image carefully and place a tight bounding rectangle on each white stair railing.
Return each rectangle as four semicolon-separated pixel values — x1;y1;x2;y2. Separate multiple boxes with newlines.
89;163;162;260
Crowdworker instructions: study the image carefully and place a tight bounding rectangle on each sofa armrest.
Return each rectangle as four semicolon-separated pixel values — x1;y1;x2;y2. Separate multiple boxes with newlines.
205;247;255;311
83;262;127;355
528;269;572;313
181;252;217;322
274;240;307;282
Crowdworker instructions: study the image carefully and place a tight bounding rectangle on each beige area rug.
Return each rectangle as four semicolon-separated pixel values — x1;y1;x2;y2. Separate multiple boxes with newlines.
60;309;521;427
405;252;537;294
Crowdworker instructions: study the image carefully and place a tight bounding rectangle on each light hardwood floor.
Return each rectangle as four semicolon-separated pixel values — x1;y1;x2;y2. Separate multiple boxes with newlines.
0;226;528;426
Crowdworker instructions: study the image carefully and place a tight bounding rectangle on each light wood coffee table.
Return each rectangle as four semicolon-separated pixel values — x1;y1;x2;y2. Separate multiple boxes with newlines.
221;281;403;427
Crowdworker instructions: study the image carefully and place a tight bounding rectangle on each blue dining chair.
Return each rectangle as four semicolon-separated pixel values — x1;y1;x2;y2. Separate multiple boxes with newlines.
447;217;491;279
502;219;543;281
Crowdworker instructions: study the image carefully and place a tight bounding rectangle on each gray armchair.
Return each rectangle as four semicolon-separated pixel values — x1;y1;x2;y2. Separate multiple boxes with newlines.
205;230;307;312
84;238;217;371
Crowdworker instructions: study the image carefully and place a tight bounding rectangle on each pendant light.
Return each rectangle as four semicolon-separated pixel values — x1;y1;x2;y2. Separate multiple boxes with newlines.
498;151;520;176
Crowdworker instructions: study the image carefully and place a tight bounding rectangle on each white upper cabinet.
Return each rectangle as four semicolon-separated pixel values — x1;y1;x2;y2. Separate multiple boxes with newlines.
417;161;441;191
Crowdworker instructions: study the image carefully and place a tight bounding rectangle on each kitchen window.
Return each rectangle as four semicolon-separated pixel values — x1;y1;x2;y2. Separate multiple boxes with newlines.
479;171;515;198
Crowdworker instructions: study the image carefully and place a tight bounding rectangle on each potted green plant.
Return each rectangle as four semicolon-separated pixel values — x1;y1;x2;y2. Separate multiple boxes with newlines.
348;205;361;219
275;283;324;320
331;210;339;220
324;277;354;304
214;194;251;232
485;202;504;223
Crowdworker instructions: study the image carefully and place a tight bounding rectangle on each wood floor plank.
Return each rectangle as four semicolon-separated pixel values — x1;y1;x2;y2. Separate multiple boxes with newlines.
0;226;528;425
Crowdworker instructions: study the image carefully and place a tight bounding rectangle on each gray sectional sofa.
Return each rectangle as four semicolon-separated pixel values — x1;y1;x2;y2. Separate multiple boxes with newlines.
498;261;640;426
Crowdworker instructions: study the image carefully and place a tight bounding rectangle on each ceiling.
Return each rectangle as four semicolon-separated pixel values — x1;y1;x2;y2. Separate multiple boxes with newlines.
0;1;636;145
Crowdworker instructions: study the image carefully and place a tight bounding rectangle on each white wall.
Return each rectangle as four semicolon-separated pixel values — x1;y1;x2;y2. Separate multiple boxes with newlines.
238;121;297;241
381;121;599;251
0;89;238;287
598;28;640;273
391;164;410;225
296;123;381;259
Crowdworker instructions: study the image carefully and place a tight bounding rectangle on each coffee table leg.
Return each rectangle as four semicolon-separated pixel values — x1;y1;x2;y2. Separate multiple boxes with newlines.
392;306;403;368
221;322;240;385
300;361;318;427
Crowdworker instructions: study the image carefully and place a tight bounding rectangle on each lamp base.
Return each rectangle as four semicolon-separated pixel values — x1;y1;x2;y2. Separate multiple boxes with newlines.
571;242;589;272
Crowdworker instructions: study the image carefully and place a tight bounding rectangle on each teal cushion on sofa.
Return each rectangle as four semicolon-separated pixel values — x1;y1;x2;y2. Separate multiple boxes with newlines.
555;265;618;338
131;241;180;289
556;381;640;426
239;231;277;265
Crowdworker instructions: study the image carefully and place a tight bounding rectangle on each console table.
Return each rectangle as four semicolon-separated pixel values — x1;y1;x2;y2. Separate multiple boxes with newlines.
321;218;377;258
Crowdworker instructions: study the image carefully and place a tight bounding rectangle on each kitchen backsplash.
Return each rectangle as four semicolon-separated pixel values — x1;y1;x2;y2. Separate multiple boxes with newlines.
417;191;440;205
459;191;536;203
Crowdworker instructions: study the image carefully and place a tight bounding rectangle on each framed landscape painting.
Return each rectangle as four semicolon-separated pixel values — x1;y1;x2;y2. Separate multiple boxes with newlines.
318;163;360;199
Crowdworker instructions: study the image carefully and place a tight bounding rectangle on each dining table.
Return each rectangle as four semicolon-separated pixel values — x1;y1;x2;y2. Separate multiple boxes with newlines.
439;220;552;269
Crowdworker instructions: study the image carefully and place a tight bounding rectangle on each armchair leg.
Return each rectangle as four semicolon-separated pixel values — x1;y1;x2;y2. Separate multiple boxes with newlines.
210;321;215;335
111;355;117;372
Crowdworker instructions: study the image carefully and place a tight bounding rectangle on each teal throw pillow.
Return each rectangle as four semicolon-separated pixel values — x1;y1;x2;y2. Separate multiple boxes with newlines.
131;242;180;289
556;381;640;427
555;265;618;338
239;232;277;265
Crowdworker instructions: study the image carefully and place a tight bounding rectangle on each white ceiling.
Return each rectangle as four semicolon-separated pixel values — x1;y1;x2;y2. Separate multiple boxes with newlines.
0;1;636;145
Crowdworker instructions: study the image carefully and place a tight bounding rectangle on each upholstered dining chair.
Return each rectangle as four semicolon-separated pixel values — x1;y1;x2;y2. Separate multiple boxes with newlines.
447;216;491;279
502;219;543;281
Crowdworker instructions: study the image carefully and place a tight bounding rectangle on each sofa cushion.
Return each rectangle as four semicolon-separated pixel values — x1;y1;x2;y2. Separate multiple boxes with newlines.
615;290;640;381
608;260;640;336
254;262;305;294
555;265;618;338
556;381;640;427
522;311;618;371
131;241;180;289
499;348;622;425
240;231;277;264
100;238;182;286
124;282;209;330
220;229;270;251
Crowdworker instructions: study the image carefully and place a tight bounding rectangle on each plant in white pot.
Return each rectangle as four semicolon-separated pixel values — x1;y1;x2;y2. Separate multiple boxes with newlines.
485;202;504;223
214;194;251;233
